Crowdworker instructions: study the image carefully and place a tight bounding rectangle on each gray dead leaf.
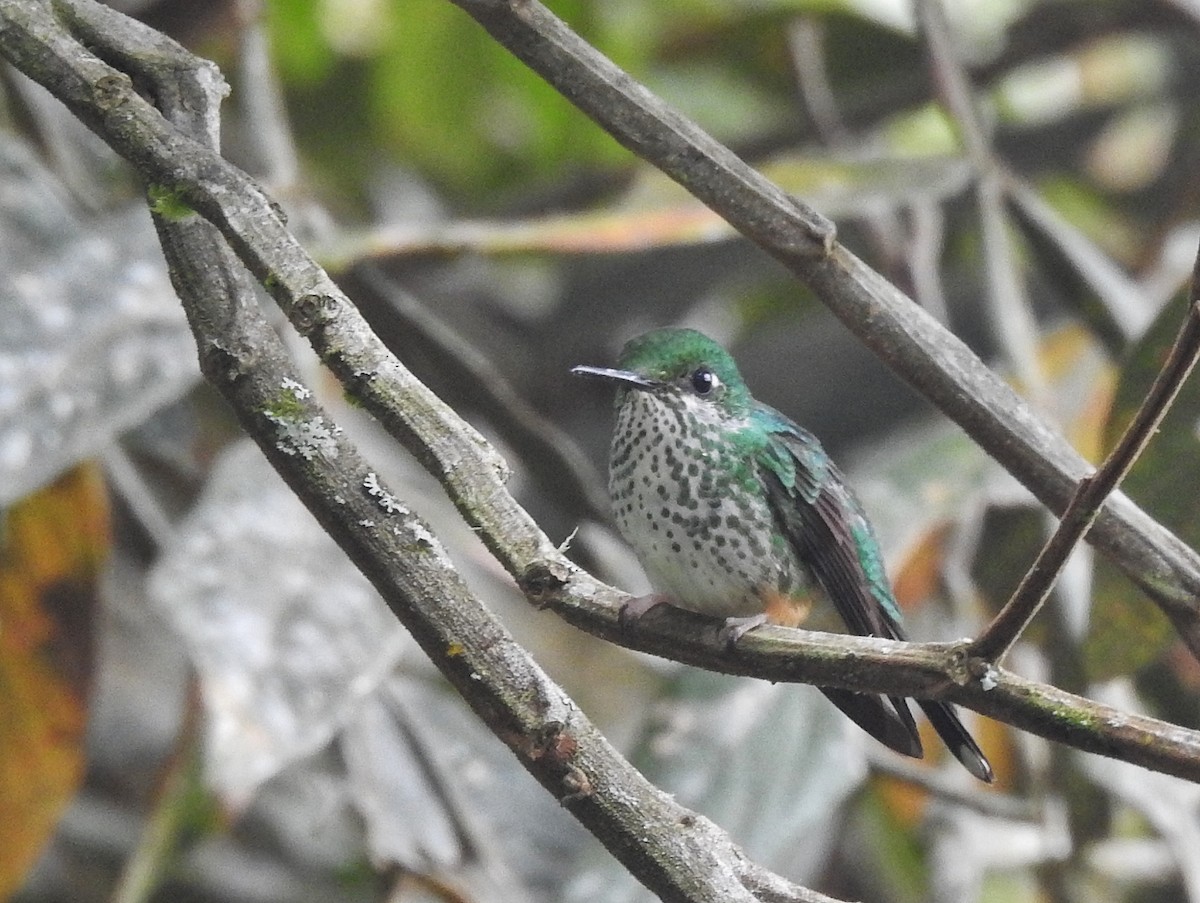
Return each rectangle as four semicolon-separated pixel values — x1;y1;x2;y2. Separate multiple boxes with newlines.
0;135;196;504
147;440;411;807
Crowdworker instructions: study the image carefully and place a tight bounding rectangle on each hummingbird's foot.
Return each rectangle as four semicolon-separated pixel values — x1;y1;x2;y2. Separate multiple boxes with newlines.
618;593;673;627
718;613;769;649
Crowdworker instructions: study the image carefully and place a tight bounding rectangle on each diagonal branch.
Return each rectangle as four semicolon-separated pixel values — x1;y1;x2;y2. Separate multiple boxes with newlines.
911;0;1200;662
972;273;1200;662
443;0;1200;660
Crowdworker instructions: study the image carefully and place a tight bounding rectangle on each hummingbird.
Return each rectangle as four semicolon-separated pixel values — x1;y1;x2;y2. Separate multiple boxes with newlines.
573;327;993;782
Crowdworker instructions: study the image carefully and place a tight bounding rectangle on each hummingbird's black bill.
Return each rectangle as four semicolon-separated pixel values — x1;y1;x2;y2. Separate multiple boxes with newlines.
570;365;658;389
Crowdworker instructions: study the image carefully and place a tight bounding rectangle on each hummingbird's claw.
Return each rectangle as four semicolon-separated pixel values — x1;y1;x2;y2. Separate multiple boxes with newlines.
718;613;769;649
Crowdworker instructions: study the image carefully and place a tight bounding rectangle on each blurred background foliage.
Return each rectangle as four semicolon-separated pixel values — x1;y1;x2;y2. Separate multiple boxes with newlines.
5;0;1200;902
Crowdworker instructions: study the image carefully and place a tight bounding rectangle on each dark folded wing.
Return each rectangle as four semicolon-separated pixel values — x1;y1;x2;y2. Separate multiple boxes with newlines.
756;423;900;641
757;419;992;781
756;421;922;755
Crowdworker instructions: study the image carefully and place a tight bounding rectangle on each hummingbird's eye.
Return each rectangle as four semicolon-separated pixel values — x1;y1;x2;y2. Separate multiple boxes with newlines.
690;367;719;395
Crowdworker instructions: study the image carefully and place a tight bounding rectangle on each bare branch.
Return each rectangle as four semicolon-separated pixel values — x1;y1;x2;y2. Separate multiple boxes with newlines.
973;270;1200;662
521;574;1200;785
443;0;1200;658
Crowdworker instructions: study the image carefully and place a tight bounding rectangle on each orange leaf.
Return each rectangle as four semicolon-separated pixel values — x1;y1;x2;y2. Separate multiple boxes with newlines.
0;464;108;899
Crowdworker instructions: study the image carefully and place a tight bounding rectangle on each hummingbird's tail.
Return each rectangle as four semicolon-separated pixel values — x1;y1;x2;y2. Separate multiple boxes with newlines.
823;689;994;783
821;688;923;759
918;700;995;783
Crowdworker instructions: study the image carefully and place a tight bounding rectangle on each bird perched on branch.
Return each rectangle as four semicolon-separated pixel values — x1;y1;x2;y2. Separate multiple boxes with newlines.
574;327;992;782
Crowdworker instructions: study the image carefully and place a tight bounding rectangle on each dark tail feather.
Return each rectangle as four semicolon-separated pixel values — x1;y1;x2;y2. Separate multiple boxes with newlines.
821;688;923;759
919;700;994;783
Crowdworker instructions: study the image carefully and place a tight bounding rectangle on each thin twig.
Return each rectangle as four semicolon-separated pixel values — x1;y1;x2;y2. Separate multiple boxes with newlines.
231;1;299;191
976;171;1047;399
785;18;851;147
101;445;176;550
904;200;951;324
1003;169;1152;346
785;16;911;297
110;692;204;903
971;264;1200;661
866;750;1038;820
915;0;989;162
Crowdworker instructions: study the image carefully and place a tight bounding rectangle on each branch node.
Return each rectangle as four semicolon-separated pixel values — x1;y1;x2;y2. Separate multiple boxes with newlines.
292;291;338;335
559;766;595;804
967;656;1000;691
810;209;838;256
529;721;579;765
518;721;593;803
943;640;975;686
519;558;572;609
93;71;132;110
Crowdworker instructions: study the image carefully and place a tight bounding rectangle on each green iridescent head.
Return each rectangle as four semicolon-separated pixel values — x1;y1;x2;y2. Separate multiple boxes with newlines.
573;328;752;416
